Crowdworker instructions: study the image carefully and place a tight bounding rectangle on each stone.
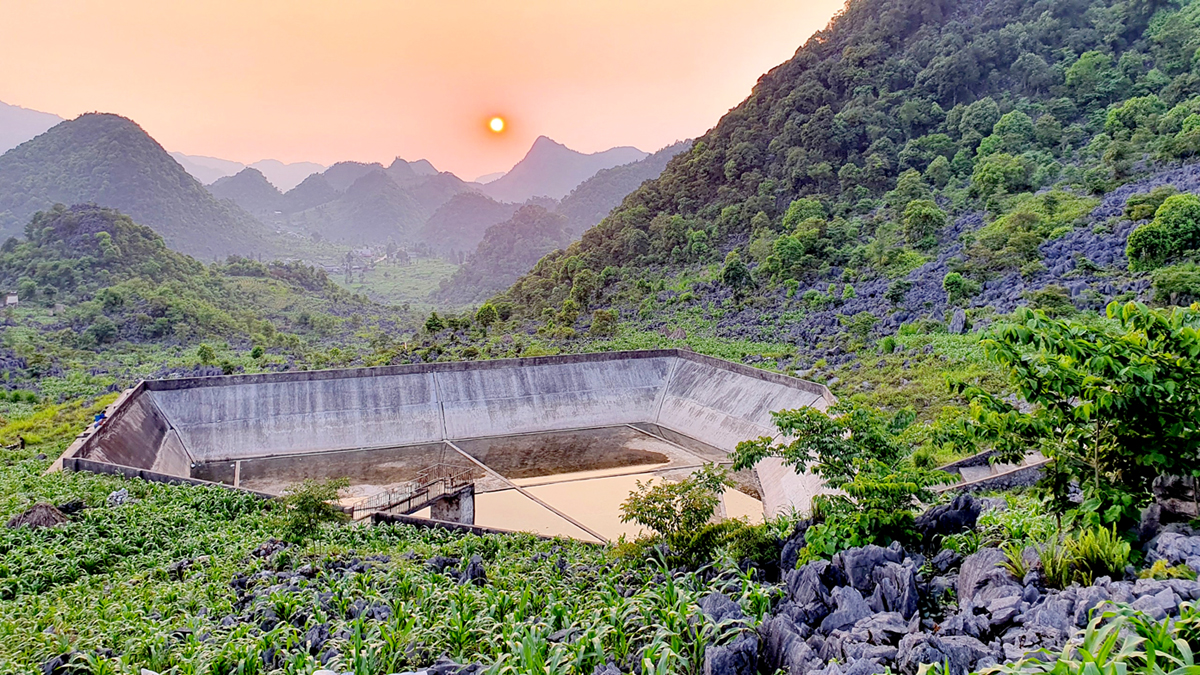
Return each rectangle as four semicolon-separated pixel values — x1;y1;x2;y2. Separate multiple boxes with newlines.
834;545;903;592
915;494;981;541
949;309;967;335
592;665;621;675
1138;503;1164;544
821;586;873;633
872;562;919;619
703;633;758;675
849;612;911;645
931;549;962;574
758;616;820;675
986;594;1023;628
1131;588;1180;621
780;521;812;573
1146;532;1200;571
896;633;991;675
106;488;132;507
700;593;745;624
1153;475;1200;520
957;548;1013;605
458;555;487;586
1072;585;1111;627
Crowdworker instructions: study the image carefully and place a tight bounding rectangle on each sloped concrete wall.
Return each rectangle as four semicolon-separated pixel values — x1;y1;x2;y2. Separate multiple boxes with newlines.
150;371;442;463
70;350;835;516
438;356;672;439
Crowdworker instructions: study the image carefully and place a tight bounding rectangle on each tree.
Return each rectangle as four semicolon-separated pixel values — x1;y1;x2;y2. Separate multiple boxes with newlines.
197;343;216;364
278;478;350;543
943;272;980;304
971;153;1032;198
1127;194;1200;271
721;251;753;291
902;199;946;246
885;279;913;305
425;312;446;333
475;303;499;330
960;303;1200;523
589;309;618;336
731;403;951;556
620;464;731;539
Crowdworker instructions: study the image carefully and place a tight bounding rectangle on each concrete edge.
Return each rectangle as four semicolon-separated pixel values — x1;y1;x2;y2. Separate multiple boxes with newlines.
370;511;602;544
933;458;1052;494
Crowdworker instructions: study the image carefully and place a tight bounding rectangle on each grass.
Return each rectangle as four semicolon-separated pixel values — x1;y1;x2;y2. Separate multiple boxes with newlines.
339;258;461;310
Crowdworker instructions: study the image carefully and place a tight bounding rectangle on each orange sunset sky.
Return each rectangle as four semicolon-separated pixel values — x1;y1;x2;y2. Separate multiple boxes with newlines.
0;0;844;180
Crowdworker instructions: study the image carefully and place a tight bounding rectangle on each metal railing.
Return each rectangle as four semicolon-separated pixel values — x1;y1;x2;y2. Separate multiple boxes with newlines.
352;463;475;520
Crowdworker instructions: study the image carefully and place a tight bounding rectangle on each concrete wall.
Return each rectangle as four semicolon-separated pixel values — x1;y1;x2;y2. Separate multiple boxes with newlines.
70;350;835;516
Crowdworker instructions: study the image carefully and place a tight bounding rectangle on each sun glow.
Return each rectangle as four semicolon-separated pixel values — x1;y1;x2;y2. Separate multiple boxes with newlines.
489;117;506;133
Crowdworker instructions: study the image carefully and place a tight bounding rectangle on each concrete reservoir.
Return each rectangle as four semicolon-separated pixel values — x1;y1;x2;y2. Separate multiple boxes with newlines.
58;349;835;542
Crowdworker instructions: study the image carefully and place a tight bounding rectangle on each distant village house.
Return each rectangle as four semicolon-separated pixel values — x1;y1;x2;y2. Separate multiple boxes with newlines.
3;292;17;307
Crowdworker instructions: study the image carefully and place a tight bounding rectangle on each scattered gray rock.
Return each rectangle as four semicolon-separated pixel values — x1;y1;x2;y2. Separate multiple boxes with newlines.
703;633;758;675
949;309;967;334
106;488;132;507
821;586;873;633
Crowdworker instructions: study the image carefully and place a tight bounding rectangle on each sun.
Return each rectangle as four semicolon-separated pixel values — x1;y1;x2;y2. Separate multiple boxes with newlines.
488;116;505;133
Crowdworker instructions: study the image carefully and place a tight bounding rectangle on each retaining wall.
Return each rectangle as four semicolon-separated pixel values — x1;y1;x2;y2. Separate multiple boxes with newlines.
65;350;835;516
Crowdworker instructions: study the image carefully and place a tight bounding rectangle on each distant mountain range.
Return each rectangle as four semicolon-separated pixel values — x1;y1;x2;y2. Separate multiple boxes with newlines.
0;113;272;258
481;137;647;203
0;102;64;155
0;101;682;271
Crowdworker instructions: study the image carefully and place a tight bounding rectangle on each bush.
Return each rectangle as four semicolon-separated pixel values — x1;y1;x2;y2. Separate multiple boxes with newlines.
943;272;981;305
589;309;618;336
1127;194;1200;271
278;478;350;543
619;464;731;540
732;402;952;558
1151;263;1200;305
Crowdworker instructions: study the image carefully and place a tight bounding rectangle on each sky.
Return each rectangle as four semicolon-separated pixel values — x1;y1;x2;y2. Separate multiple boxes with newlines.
0;0;844;180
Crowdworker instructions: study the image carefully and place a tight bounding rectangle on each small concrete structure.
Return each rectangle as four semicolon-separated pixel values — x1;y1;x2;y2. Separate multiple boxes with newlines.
3;292;17;307
431;485;475;524
56;350;836;531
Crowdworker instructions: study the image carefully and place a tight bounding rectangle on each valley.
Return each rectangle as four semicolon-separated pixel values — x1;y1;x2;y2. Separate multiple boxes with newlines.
2;0;1200;672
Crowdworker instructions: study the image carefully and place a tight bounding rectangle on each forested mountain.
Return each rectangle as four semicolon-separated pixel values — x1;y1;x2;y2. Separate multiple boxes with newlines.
208;168;285;218
499;0;1200;349
419;192;520;256
482;137;648;203
0;101;62;155
282;173;340;213
0;114;273;259
436;204;571;304
248;159;328;191
557;141;693;237
322;161;386;192
292;170;427;244
0;204;371;346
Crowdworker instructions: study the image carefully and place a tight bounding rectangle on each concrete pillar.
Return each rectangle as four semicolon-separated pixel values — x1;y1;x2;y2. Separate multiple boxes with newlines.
431;485;475;525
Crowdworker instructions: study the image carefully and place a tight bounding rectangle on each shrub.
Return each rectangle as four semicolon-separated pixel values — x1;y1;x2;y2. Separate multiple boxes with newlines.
961;302;1200;524
1128;194;1200;271
1151;263;1200;305
278;478;350;543
943;272;981;305
196;343;216;364
620;464;731;540
589;309;618;336
1069;525;1131;585
732;403;951;558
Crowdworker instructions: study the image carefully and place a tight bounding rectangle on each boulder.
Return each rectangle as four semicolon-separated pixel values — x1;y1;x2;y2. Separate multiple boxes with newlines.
834;545;903;592
106;488;132;507
896;634;991;675
458;555;487;586
820;586;873;633
949;309;967;335
849;612;912;645
871;562;919;619
703;633;758;675
957;548;1014;605
915;495;981;541
699;593;746;624
930;549;962;574
1146;532;1200;571
758;616;820;675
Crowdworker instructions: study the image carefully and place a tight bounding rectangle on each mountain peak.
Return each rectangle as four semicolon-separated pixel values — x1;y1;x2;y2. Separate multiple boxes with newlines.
482;137;648;203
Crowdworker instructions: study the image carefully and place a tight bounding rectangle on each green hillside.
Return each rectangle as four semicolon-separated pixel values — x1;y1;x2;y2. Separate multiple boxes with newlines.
0;114;274;259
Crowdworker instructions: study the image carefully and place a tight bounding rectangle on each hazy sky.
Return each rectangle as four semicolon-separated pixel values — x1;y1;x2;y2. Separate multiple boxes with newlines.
0;0;843;180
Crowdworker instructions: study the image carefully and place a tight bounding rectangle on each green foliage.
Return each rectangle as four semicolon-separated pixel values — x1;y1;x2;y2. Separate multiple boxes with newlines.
196;343;216;365
968;191;1097;273
903;199;946;248
475;303;500;329
619;464;731;540
731;402;951;556
589;309;618;336
885;279;913;305
721;251;752;291
961;303;1200;523
1151;262;1200;305
425;311;447;333
1125;187;1178;222
277;477;350;543
1127;194;1200;271
1140;559;1198;580
943;272;981;305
